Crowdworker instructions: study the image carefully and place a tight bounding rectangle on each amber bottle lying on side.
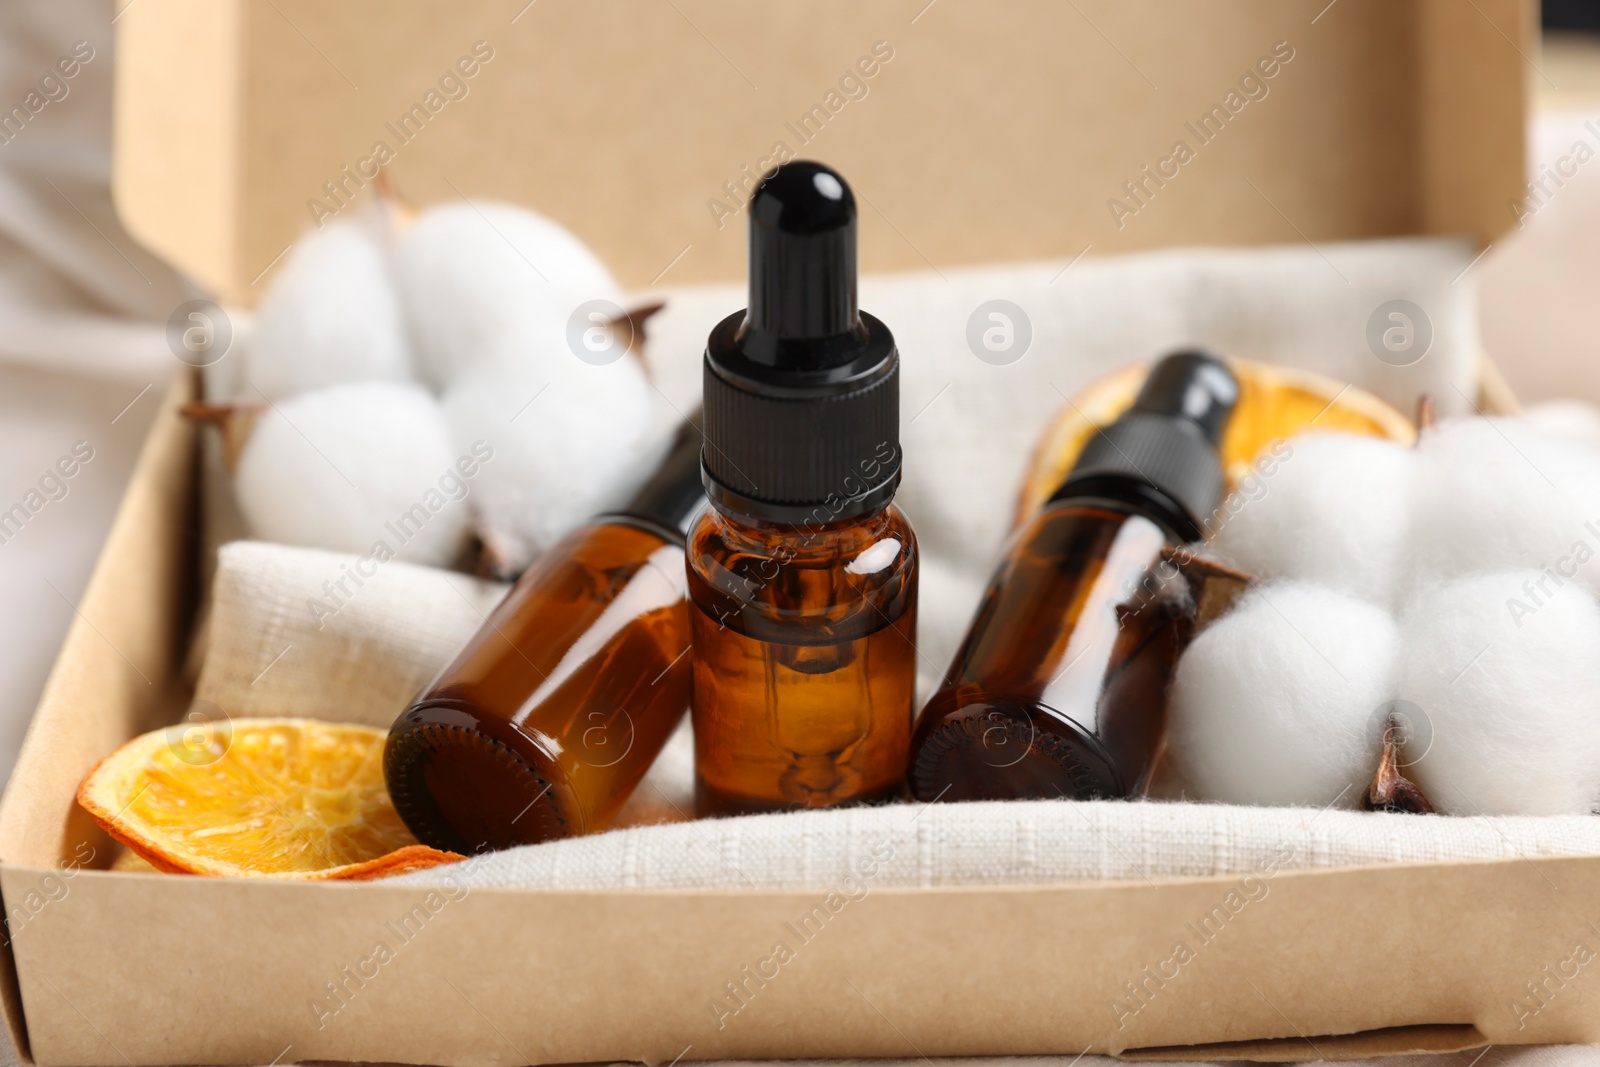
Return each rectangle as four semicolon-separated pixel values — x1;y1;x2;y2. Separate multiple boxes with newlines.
909;352;1239;803
385;418;704;853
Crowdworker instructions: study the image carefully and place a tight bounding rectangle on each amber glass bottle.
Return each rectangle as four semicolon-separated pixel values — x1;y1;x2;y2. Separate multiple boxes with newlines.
385;417;704;853
690;161;917;815
909;352;1238;802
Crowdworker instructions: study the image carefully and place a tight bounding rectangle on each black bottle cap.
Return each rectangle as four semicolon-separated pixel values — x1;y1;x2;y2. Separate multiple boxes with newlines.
605;411;707;540
1050;350;1239;541
702;161;900;524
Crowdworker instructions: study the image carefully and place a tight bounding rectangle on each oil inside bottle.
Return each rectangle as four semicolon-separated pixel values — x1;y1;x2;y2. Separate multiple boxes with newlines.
688;507;916;814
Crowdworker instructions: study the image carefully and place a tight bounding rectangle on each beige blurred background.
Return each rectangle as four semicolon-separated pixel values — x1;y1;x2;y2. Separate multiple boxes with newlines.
1478;32;1600;403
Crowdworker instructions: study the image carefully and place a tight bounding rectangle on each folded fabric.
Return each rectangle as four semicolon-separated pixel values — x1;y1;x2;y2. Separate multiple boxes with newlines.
394;795;1600;892
194;541;1600;894
194;541;507;731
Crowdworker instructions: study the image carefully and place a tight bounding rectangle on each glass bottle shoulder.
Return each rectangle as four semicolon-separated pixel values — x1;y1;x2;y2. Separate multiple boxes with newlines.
690;503;914;581
687;503;917;633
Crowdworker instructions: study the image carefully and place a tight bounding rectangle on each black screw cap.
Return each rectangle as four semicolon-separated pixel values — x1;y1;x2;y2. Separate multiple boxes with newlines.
702;162;901;525
1051;350;1240;541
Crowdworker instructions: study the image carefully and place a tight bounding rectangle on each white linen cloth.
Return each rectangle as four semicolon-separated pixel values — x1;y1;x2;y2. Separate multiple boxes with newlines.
404;797;1600;892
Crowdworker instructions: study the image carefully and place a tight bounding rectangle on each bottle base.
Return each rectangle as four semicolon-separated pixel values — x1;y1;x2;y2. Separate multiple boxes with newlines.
694;776;905;817
385;713;571;854
908;696;1125;802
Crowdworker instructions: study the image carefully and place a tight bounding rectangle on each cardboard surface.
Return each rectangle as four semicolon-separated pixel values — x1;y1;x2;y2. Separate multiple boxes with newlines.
1121;1025;1487;1062
113;0;1530;304
0;370;194;1066
5;854;1600;1067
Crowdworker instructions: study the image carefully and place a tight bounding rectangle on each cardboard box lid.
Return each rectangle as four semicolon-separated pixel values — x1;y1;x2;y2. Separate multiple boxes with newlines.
113;0;1530;305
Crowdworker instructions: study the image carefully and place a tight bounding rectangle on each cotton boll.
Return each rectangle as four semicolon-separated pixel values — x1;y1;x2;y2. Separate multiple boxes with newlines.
1209;433;1416;607
393;201;622;388
1168;581;1401;808
443;354;666;573
1397;571;1600;816
243;218;414;401
1408;417;1600;592
235;382;469;566
1525;399;1600;452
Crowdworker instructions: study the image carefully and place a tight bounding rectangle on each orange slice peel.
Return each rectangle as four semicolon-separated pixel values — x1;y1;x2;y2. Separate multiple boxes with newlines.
77;717;463;880
1014;357;1417;528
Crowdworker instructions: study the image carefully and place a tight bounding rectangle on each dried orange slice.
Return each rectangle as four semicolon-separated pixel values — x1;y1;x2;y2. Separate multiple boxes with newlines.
1014;357;1417;528
78;718;463;879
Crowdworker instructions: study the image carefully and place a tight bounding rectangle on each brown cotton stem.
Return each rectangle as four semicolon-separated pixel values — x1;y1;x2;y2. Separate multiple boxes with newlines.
1414;394;1435;436
611;300;667;341
1363;720;1435;814
179;401;263;425
1165;548;1253;630
607;300;669;372
373;167;399;204
180;402;263;474
374;166;419;238
473;529;520;583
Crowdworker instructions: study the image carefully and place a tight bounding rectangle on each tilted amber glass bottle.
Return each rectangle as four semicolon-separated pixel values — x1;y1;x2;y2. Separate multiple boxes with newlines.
690;161;917;815
384;417;704;853
909;352;1238;802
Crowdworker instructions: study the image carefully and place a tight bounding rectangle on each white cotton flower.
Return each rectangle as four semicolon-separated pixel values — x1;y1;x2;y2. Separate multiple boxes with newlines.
1174;415;1600;814
1524;399;1600;452
1210;432;1416;608
235;382;470;566
1398;571;1600;816
442;349;666;573
393;201;623;389
242;217;414;401
1168;581;1402;809
1407;417;1600;593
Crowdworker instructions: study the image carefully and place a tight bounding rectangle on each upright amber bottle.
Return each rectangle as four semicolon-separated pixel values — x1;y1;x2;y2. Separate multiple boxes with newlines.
909;352;1238;802
385;417;704;853
689;161;917;815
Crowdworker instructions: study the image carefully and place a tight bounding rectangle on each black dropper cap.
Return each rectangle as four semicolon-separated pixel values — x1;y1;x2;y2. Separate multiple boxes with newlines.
702;161;900;524
1049;350;1239;541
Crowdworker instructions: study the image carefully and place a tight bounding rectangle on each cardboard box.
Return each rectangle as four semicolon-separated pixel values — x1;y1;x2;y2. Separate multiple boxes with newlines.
113;0;1527;304
4;1;1581;1064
